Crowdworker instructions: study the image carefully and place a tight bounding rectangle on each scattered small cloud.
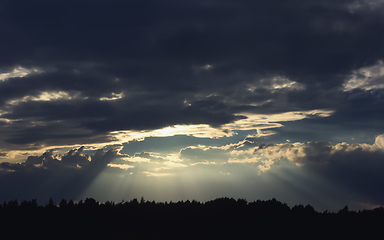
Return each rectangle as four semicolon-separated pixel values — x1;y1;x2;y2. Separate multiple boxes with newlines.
202;64;213;70
142;171;170;177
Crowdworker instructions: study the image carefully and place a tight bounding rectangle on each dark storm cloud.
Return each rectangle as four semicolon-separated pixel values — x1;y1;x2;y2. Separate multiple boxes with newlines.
0;146;120;170
61;147;89;167
274;88;384;142
253;136;384;205
0;95;242;148
302;143;384;205
0;0;383;151
0;146;123;202
1;0;382;86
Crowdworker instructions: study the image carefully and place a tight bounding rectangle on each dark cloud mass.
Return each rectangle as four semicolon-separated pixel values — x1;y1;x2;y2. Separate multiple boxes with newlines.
299;142;384;204
0;147;122;202
0;0;384;209
246;135;384;206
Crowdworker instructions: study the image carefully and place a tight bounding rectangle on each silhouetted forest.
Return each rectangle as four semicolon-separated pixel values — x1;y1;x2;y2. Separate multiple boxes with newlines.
1;197;383;239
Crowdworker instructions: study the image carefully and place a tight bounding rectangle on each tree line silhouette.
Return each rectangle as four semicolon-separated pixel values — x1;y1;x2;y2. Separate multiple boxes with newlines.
1;197;383;239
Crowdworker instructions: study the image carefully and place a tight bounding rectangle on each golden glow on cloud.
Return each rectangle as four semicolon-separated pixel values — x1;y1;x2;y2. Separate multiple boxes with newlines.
0;66;42;81
1;109;334;164
344;60;384;91
230;142;307;166
110;124;235;143
142;171;170;177
375;134;384;149
0;116;19;124
189;161;218;166
122;156;151;163
99;92;124;101
228;157;260;164
227;134;384;173
247;77;305;92
258;159;274;173
225;109;334;131
107;163;134;170
111;109;334;143
246;129;276;138
7;91;85;105
215;139;253;150
202;64;213;70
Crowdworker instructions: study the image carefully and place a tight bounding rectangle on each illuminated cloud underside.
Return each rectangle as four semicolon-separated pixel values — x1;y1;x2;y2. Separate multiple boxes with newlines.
7;91;84;105
111;109;334;143
107;163;134;170
344;61;384;91
1;0;384;211
99;92;124;101
0;67;42;81
247;77;305;93
229;134;384;171
0;108;334;163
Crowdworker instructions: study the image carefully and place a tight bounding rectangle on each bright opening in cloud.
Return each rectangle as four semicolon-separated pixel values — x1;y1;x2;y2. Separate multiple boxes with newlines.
202;64;213;70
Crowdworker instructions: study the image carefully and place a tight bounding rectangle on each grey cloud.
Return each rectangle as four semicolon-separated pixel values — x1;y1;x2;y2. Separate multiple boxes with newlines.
25;156;43;166
180;146;230;163
132;151;159;162
0;162;31;172
0;119;113;152
256;143;276;150
134;151;152;159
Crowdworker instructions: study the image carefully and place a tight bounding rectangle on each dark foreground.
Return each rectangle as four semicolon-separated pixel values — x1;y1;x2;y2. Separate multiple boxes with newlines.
1;197;383;239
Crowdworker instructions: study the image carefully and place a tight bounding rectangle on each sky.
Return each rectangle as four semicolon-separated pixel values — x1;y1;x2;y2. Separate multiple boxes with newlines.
0;0;384;211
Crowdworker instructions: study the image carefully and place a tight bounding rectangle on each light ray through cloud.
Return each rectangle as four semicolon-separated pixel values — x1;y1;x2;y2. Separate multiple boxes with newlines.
0;0;383;212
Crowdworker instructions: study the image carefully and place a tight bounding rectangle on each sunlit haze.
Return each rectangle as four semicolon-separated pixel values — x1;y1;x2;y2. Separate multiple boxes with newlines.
0;0;384;212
